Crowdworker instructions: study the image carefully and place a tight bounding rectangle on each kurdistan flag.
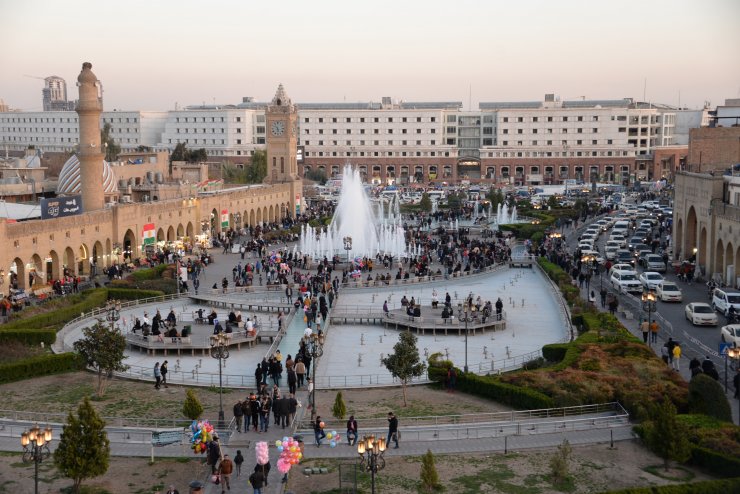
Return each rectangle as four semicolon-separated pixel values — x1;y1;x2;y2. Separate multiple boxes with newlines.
142;223;155;245
221;209;229;228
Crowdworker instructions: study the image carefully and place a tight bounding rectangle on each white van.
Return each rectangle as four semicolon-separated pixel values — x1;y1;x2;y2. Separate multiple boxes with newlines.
612;220;630;236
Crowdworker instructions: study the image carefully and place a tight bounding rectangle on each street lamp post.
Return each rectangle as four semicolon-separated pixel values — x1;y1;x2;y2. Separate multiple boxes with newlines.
210;333;230;429
306;332;324;422
357;434;386;494
727;347;740;425
641;288;657;343
105;299;121;331
457;303;476;374
343;236;353;264
20;424;53;494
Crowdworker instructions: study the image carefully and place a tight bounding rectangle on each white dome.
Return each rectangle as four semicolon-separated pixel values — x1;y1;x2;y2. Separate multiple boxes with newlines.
57;154;117;195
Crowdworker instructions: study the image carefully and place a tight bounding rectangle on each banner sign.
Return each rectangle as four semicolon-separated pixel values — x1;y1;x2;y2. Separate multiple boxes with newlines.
40;195;83;220
221;209;229;228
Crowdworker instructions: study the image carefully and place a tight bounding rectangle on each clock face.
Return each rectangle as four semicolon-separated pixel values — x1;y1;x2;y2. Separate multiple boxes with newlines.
271;121;285;136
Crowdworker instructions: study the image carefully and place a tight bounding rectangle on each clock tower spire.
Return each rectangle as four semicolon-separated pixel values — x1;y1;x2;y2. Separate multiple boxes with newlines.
266;83;298;183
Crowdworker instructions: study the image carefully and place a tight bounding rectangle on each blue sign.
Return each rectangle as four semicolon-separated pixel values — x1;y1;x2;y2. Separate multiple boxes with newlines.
40;195;83;220
719;342;733;356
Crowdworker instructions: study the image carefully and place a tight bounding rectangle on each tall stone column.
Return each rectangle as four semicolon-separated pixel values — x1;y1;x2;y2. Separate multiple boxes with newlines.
76;62;104;212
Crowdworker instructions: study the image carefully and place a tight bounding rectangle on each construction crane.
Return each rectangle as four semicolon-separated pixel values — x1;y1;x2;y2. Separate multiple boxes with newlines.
23;74;47;81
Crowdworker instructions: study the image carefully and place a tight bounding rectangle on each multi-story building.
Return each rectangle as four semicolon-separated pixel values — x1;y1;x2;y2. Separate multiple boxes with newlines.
42;76;76;111
1;93;713;185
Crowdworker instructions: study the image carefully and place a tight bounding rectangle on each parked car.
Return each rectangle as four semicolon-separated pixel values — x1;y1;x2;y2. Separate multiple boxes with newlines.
639;272;665;290
610;271;642;294
656;282;682;302
685;302;719;326
711;288;740;316
720;324;740;346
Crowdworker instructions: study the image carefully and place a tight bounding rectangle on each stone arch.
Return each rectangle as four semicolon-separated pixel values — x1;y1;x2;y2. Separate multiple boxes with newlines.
177;223;185;238
63;246;75;275
249;209;256;226
47;249;60;282
29;253;43;287
211;208;219;235
726;242;735;284
167;225;175;242
156;228;165;242
186;222;194;239
256;208;263;224
78;243;89;275
92;241;104;271
243;210;248;228
698;227;707;270
105;238;112;268
685;206;697;262
123;229;137;261
281;203;287;218
268;205;274;222
11;257;25;290
675;218;683;262
262;207;268;224
715;238;725;280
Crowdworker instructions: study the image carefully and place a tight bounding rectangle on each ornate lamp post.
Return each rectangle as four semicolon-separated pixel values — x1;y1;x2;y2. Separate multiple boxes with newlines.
727;346;740;425
457;303;476;373
641;288;657;341
105;299;121;331
210;333;230;428
357;434;386;494
306;332;324;421
343;236;353;264
21;424;53;494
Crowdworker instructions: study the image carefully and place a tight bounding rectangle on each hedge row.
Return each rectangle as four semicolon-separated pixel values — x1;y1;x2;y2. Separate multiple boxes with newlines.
130;263;171;282
600;477;740;494
454;372;555;410
0;353;84;384
541;343;569;362
0;328;57;346
689;446;740;478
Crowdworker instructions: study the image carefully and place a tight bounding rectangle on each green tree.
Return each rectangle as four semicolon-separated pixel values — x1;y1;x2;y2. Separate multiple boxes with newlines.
419;192;432;212
445;191;464;212
246;149;268;183
73;322;128;397
53;397;110;493
486;188;505;211
549;438;572;486
305;168;328;184
419;449;442;492
643;399;691;471
382;331;426;406
546;195;560;209
183;389;204;420
170;142;189;162
688;374;732;422
100;122;120;162
332;391;347;420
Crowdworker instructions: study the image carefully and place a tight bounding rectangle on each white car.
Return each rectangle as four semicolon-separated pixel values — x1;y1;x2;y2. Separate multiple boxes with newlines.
605;246;619;261
609;235;627;247
656;282;682;302
608;263;634;276
711;288;740;316
578;240;595;251
580;250;605;265
610;271;642;294
685;302;719;326
639;272;664;290
720;325;740;346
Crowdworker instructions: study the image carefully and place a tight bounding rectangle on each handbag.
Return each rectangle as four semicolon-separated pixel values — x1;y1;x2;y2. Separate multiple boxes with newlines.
212;474;220;485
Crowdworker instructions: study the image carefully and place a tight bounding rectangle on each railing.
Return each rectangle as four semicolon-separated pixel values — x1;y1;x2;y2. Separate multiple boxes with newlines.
533;259;575;340
340;261;509;289
0;409;199;429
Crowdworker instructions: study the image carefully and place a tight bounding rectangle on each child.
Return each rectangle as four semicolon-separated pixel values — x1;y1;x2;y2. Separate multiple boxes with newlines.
234;450;244;477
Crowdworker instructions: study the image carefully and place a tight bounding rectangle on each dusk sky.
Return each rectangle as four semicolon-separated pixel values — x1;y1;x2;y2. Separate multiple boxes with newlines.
1;0;738;112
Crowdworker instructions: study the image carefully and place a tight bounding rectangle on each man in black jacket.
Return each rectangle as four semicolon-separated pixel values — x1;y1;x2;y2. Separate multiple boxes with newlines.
233;400;244;433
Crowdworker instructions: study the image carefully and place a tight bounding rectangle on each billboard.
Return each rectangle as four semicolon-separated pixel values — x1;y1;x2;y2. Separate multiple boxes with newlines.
40;195;83;220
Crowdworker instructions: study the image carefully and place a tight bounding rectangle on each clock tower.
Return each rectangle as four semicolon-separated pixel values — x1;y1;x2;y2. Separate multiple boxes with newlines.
266;84;298;183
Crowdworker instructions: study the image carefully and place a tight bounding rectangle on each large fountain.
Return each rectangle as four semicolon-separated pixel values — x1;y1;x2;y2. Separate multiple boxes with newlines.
299;165;408;259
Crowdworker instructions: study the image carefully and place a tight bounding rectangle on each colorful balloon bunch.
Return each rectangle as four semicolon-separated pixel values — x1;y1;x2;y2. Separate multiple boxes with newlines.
275;436;303;474
326;430;341;448
255;441;269;466
189;420;214;454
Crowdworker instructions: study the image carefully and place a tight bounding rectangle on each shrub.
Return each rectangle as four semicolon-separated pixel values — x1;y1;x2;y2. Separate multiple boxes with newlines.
419;449;442;492
600;477;740;493
542;344;568;363
689;446;740;478
0;353;84;384
183;389;204;420
456;373;555;410
129;263;171;282
332;391;347;420
688;374;732;422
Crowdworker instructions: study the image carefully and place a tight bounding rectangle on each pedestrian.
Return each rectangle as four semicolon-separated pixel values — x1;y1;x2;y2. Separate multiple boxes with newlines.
649;320;659;344
346;415;358;446
154;362;162;389
165;485;179;494
207;434;223;474
387;412;399;449
295;358;306;388
672;343;681;371
640;318;649;344
660;345;670;365
307;377;314;409
689;356;703;378
734;368;740;398
599;287;607;308
218;453;234;492
447;367;457;392
248;465;265;494
233;400;244;433
314;415;326;446
160;360;169;388
259;460;271;486
234;450;244;477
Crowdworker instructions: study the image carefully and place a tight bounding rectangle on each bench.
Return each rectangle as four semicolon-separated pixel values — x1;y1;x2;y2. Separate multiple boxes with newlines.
151;430;184;447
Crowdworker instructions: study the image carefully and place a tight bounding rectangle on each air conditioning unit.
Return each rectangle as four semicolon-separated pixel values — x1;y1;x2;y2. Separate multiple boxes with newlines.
121;195;132;203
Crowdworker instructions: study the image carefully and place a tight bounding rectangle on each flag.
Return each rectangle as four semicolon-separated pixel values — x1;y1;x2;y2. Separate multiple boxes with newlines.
221;209;229;228
142;223;155;245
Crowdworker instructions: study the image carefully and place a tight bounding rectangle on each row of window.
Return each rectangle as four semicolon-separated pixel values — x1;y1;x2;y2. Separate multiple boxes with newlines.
304;116;437;124
174;116;227;123
303;140;435;146
307;150;449;158
502;127;599;134
0;117;78;123
304;164;632;175
502;115;601;123
305;127;431;135
500;139;609;146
